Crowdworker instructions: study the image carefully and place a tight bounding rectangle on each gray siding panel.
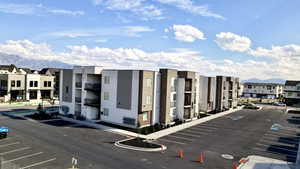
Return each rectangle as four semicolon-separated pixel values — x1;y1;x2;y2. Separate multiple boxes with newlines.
62;70;73;102
117;70;132;110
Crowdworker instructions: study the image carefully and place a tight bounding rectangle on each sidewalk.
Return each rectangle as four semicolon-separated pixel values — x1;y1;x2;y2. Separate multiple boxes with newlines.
239;155;294;169
59;106;243;139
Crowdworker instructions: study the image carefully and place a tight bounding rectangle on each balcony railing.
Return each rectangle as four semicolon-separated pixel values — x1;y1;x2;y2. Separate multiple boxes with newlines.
170;101;176;107
84;83;101;91
84;98;100;107
75;97;81;103
75;82;82;88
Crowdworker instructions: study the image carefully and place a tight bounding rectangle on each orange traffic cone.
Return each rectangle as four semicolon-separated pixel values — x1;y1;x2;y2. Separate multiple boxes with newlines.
178;149;184;158
197;152;204;163
233;162;238;169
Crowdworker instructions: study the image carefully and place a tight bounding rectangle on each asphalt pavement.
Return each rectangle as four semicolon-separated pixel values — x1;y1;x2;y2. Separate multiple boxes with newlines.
0;105;298;169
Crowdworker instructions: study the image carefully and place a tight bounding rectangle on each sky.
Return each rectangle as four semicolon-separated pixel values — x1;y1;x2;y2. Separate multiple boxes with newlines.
0;0;300;80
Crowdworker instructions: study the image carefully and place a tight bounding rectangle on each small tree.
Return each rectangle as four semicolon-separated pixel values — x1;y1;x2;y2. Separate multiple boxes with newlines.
37;103;44;115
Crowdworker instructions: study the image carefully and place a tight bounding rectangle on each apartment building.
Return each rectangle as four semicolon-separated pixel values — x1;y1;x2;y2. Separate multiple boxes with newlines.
0;65;55;102
216;76;240;112
59;66;240;128
198;76;216;113
284;81;300;106
242;82;283;99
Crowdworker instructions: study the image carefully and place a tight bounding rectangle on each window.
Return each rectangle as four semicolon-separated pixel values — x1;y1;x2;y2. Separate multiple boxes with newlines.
48;81;51;87
0;80;7;87
123;117;136;125
103;108;109;116
297;86;300;91
172;108;177;116
66;86;69;94
30;81;33;87
146;95;152;104
288;92;293;96
142;112;148;121
104;92;109;100
172;93;177;101
267;86;271;90
104;76;110;84
11;80;15;87
16;80;21;87
146;79;152;88
44;81;47;87
34;81;38;87
248;85;252;89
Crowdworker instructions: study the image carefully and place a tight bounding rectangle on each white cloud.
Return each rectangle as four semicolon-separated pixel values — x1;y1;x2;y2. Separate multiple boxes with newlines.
249;44;300;59
48;9;85;16
1;40;300;80
169;25;205;42
94;0;163;20
215;32;252;52
155;0;225;19
94;39;108;43
0;40;56;60
48;26;154;38
0;3;85;16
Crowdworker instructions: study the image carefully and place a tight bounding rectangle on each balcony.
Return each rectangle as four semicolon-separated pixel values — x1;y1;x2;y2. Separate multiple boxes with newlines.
84;83;101;92
84;98;100;107
75;82;82;88
170;101;176;107
184;108;191;119
75;97;81;103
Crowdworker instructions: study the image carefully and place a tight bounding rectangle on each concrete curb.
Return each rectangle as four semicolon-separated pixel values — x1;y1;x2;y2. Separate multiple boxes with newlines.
58;107;243;139
114;138;167;152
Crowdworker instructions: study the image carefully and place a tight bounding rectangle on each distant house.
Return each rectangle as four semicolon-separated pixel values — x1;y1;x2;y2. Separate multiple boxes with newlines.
40;68;60;99
0;65;55;102
284;81;300;106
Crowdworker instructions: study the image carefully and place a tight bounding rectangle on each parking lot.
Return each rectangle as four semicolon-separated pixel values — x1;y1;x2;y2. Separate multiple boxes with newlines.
0;105;299;169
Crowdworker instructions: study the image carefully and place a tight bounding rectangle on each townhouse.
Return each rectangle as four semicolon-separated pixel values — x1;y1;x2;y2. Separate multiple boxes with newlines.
242;82;284;99
284;81;300;106
59;66;240;129
0;65;55;102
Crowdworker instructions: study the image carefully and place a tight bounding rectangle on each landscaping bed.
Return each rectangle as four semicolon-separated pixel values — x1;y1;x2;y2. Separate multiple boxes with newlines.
118;138;161;149
26;113;57;121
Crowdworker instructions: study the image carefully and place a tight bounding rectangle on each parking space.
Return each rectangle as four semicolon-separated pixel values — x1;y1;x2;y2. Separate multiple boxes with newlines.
0;136;56;169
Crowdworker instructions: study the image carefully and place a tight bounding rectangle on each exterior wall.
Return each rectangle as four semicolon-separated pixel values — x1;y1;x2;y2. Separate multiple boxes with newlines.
100;70;139;128
59;69;75;115
152;72;160;125
208;77;217;112
25;74;41;100
159;69;178;125
199;76;209;112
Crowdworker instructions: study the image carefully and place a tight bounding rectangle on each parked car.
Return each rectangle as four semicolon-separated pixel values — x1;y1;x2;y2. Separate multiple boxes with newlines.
0;126;9;139
244;103;260;110
273;102;286;107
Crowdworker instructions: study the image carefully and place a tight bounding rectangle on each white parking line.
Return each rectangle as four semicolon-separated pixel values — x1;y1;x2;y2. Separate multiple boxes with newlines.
19;158;56;169
252;147;297;158
256;143;298;153
2;152;43;164
258;138;297;146
166;135;194;142
0;147;31;156
267;130;298;137
264;132;299;140
0;142;20;148
174;132;202;138
261;136;298;145
182;129;207;135
0;137;12;142
159;138;186;145
188;127;214;133
194;125;218;130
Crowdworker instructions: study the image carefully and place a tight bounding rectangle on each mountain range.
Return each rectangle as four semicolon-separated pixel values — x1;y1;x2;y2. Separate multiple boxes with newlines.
0;52;72;70
241;78;286;84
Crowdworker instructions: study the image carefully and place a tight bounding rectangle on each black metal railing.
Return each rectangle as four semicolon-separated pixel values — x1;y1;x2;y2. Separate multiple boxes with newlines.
75;97;82;103
75;82;82;88
84;83;101;91
84;98;100;107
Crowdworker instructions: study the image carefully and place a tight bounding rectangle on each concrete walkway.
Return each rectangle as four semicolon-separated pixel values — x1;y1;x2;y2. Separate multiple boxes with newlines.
239;156;294;169
59;106;243;139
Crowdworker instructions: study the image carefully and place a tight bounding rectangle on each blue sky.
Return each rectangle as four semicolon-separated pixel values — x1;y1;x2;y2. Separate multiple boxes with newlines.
0;0;300;80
